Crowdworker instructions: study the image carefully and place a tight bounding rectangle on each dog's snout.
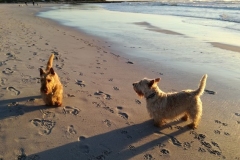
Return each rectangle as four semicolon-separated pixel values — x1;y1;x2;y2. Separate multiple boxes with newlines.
132;83;135;86
41;87;48;93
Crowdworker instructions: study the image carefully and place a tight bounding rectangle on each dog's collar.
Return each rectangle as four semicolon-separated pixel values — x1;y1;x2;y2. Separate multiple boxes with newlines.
146;92;156;100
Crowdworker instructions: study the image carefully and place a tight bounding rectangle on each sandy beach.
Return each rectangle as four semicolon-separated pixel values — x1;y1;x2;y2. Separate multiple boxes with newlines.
0;3;239;160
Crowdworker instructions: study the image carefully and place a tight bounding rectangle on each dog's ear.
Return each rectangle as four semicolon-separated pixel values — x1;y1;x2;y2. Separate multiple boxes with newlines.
50;68;55;75
155;78;160;83
148;80;155;87
39;68;44;76
149;78;161;88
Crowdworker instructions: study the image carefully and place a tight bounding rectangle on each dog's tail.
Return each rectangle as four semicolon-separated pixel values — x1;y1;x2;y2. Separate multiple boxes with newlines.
194;74;208;96
46;54;54;71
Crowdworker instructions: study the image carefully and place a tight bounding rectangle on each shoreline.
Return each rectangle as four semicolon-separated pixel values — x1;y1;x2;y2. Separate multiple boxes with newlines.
210;42;240;53
0;4;239;160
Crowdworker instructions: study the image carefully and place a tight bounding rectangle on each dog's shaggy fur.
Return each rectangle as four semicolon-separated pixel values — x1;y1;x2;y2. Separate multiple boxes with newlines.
39;54;63;107
133;74;207;129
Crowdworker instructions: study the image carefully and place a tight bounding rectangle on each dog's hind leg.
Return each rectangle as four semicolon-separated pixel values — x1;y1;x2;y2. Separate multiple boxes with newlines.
181;113;189;121
153;118;165;128
188;104;202;129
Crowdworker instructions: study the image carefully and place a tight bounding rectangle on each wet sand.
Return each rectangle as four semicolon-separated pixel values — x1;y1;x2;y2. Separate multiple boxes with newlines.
210;42;240;53
0;3;239;160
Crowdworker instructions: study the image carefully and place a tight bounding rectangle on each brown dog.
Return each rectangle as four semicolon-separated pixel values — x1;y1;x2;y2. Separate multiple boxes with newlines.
39;54;63;107
133;74;207;129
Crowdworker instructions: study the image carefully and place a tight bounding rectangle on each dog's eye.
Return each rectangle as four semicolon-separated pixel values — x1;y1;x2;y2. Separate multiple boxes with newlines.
47;79;51;83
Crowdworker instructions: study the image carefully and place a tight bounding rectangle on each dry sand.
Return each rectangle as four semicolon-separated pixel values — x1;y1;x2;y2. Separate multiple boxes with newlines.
0;3;239;160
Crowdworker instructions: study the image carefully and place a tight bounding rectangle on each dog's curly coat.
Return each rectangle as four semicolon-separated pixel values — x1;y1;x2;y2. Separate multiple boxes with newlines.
39;54;63;107
133;74;207;129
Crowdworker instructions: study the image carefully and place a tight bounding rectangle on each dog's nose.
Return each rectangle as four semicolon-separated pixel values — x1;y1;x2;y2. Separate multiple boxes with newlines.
41;87;48;93
132;83;135;86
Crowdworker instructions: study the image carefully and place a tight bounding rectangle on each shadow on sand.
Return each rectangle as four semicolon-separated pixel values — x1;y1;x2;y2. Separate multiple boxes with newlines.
27;120;190;160
0;96;192;160
0;95;48;120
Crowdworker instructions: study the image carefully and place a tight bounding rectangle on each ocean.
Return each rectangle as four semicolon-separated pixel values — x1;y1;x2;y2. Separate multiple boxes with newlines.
38;1;240;85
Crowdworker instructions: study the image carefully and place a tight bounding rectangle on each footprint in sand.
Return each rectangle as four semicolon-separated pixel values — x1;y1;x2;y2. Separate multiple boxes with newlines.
40;110;55;119
191;131;222;156
160;149;170;155
109;78;113;81
75;80;86;87
118;112;128;120
63;106;80;115
222;123;228;126
0;61;6;66
128;145;136;151
144;154;154;160
215;120;228;126
2;68;13;75
30;118;56;135
168;135;182;147
201;141;221;156
113;86;119;91
94;91;111;100
68;125;77;134
0;78;7;86
95;148;112;159
27;65;34;69
17;148;27;160
7;86;20;95
205;89;216;95
67;94;75;97
191;131;206;141
56;63;64;69
235;113;240;116
183;142;192;150
103;119;112;127
92;102;101;107
117;106;129;120
174;125;183;130
39;58;45;62
135;99;141;105
224;132;230;136
126;61;134;64
6;52;16;59
198;147;206;153
103;106;114;113
52;50;59;56
215;120;222;124
157;143;166;148
214;130;221;135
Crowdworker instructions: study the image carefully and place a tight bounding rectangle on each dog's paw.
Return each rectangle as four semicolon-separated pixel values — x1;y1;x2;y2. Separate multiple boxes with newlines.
188;123;197;129
153;122;163;128
55;102;62;107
